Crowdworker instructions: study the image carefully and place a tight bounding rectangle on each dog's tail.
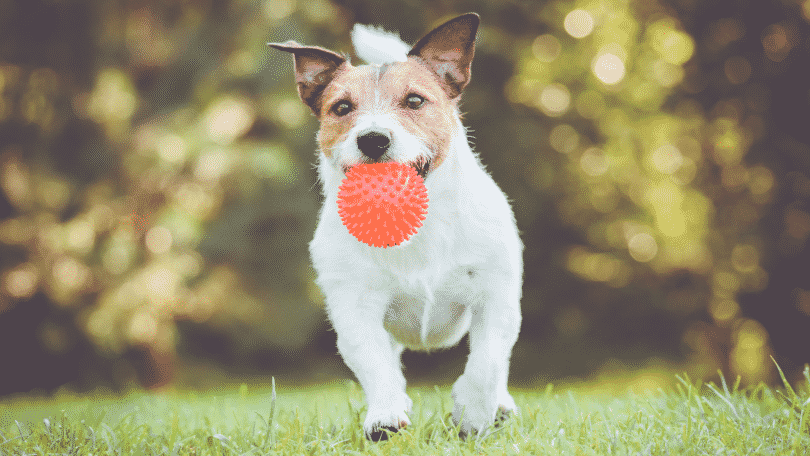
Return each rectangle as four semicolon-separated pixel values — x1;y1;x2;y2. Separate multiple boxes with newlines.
351;24;409;64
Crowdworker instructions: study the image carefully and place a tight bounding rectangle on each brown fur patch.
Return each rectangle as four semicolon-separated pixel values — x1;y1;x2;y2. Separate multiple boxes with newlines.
316;64;373;159
316;58;457;169
378;59;456;169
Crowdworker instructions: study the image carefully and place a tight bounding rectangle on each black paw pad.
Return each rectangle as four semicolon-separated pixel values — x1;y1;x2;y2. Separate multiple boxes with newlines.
494;406;513;428
367;425;400;442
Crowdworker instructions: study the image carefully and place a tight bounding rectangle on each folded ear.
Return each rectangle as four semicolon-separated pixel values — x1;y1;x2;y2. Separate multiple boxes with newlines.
407;13;479;99
268;41;347;115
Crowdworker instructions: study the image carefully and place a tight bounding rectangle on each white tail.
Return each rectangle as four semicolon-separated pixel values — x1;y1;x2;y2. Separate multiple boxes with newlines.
351;24;409;64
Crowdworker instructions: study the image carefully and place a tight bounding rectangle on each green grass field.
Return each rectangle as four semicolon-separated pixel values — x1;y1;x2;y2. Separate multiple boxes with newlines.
2;363;809;455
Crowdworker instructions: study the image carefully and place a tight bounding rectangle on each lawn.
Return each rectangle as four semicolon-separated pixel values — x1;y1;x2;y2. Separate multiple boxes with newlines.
2;363;809;455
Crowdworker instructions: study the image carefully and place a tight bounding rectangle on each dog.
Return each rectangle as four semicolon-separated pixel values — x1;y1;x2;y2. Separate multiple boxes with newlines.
269;13;523;440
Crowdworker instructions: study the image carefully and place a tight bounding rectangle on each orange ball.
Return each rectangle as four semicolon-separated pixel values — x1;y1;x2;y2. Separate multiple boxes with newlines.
337;162;429;248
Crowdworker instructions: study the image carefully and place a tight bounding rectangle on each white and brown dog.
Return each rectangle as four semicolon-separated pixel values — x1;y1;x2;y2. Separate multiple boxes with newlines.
270;13;523;440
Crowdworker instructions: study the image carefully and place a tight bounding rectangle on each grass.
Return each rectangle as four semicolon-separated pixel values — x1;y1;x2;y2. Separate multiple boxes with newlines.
2;361;810;455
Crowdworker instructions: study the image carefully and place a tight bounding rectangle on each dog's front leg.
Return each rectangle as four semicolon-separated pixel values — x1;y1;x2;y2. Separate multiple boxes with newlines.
326;286;412;441
451;275;521;437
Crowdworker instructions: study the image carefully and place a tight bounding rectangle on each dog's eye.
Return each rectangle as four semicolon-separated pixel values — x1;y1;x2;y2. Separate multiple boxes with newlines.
405;94;426;110
331;100;353;116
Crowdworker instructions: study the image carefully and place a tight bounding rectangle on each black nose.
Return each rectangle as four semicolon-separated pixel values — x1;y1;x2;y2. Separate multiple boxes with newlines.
357;131;390;160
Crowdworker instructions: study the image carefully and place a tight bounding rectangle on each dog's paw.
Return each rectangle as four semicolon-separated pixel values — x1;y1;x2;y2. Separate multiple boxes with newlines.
451;377;492;437
451;377;516;438
364;412;410;442
365;419;409;442
363;395;412;442
493;404;516;428
494;391;518;428
453;405;515;439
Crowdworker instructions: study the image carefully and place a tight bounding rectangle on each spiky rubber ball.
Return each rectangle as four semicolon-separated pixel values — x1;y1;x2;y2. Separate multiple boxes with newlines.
337;162;429;248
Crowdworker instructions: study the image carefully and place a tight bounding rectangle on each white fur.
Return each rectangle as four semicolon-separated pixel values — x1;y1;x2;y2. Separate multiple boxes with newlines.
310;25;523;439
351;24;409;64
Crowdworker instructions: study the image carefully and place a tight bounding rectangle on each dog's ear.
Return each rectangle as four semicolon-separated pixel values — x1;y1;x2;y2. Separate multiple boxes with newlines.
408;13;479;99
268;41;347;115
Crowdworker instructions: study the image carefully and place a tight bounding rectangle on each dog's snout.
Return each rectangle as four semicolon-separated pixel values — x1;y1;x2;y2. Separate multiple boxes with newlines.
357;131;391;160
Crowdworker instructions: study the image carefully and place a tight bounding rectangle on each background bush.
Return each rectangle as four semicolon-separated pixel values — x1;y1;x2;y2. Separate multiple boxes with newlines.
0;0;809;394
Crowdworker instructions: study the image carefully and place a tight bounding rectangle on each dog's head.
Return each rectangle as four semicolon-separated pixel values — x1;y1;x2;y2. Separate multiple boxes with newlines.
269;13;479;184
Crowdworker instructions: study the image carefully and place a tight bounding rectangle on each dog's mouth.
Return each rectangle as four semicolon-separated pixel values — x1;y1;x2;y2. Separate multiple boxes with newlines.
342;159;431;179
413;158;431;179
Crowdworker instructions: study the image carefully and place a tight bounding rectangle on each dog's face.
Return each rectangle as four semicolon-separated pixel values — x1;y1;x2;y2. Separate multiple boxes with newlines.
317;60;455;178
269;14;479;182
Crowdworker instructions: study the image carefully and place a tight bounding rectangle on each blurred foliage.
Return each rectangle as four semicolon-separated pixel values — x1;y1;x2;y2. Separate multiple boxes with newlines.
0;0;809;394
0;0;328;392
509;1;772;383
504;0;810;388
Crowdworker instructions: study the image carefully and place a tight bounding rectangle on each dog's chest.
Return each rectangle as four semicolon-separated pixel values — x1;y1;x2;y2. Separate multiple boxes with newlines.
382;265;481;350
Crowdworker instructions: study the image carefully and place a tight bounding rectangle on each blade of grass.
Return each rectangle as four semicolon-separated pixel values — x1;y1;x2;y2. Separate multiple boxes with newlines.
14;421;27;442
707;383;740;420
719;370;730;397
263;376;276;449
803;365;810;387
772;355;797;404
682;379;693;442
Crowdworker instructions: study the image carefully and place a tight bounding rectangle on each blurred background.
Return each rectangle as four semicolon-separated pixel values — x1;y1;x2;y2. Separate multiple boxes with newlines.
0;0;809;397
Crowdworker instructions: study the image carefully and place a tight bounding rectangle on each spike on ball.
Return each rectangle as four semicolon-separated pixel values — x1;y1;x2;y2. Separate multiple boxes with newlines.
337;162;429;248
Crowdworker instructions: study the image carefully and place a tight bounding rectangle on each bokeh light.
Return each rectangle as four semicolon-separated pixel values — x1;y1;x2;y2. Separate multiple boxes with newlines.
539;83;571;116
549;124;579;154
274;98;307;129
731;244;759;273
564;10;595;39
649;144;683;174
129;312;158;344
710;298;740;325
102;233;136;275
264;0;297;20
724;57;752;85
1;156;32;210
648;19;695;65
532;34;561;62
731;319;771;384
88;68;137;140
3;263;38;299
646;181;687;238
65;219;95;255
627;232;658;263
157;134;187;163
205;97;256;145
194;148;231;182
592;53;625;85
762;23;793;62
145;226;173;254
580;147;609;177
653;60;684;88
